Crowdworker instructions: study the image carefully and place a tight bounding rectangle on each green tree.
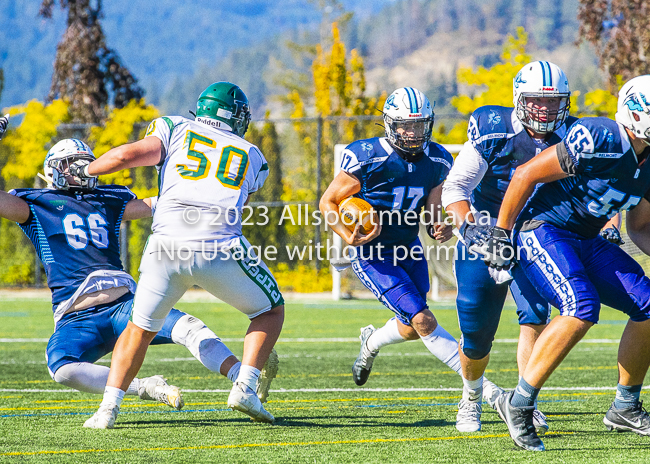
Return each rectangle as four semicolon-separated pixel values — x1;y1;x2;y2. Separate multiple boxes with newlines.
578;0;650;90
40;0;144;123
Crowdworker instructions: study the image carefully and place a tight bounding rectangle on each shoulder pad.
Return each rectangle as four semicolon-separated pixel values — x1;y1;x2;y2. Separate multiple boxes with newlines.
467;106;515;158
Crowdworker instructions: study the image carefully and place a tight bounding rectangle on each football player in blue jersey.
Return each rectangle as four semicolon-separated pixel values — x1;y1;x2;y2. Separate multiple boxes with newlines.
320;87;502;407
485;75;650;451
0;139;276;411
441;61;579;433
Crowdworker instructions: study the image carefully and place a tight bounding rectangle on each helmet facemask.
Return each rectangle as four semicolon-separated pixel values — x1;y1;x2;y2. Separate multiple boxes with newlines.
45;154;97;191
384;116;434;154
516;93;571;135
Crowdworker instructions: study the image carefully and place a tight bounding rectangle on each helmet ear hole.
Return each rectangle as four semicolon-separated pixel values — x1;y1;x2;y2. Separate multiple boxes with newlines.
633;112;641;122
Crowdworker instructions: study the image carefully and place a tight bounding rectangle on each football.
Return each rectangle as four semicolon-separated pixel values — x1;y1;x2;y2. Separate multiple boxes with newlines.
338;197;378;235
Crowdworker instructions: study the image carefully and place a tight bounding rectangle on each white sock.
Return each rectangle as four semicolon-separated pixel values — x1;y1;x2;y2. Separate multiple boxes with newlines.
366;318;407;352
235;365;261;392
127;378;140;396
53;362;140;396
462;375;484;401
102;386;125;407
420;324;462;374
227;362;241;383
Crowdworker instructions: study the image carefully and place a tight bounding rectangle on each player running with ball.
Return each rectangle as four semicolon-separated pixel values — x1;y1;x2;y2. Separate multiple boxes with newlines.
320;87;502;411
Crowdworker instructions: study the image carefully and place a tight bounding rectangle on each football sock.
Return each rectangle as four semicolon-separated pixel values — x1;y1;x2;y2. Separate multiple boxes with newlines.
53;362;139;396
171;314;235;373
510;378;539;408
614;383;642;409
462;375;484;401
102;386;125;407
366;318;407;352
227;362;242;383
420;324;462;374
236;365;261;392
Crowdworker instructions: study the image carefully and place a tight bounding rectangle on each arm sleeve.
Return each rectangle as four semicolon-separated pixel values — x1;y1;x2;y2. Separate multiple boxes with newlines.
556;142;577;175
250;147;269;193
144;117;174;162
340;147;362;180
441;141;488;209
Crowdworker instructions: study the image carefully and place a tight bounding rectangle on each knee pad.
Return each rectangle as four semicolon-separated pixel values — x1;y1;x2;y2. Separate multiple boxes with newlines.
460;334;492;360
171;314;234;373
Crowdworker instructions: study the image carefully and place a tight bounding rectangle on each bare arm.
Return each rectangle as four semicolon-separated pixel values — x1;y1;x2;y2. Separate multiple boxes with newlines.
424;184;453;242
122;197;154;221
604;213;622;229
87;137;163;176
319;171;380;246
627;199;650;255
496;145;569;230
0;190;30;223
445;200;474;228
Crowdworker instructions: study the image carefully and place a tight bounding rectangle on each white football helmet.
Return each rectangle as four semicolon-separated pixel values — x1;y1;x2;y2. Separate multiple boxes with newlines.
615;75;650;142
43;138;97;190
383;87;434;155
513;61;571;134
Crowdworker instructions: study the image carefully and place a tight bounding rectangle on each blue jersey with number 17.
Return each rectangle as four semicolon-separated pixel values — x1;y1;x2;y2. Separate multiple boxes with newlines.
9;186;136;306
518;117;650;238
340;137;453;249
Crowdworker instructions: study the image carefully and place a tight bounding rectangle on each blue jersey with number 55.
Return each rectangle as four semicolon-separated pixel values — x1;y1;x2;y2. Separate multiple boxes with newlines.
518;117;650;238
10;186;136;305
340;137;453;249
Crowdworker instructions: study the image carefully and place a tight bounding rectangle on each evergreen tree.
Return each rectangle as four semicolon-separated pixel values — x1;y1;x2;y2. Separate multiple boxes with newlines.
40;0;143;123
578;0;650;89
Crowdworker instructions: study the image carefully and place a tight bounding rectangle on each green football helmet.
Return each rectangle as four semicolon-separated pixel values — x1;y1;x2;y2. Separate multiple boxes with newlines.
195;82;252;137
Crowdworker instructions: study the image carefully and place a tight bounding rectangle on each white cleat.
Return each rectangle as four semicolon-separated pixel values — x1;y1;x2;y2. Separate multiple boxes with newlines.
456;398;482;432
83;403;119;429
138;375;184;410
533;409;549;435
482;379;505;410
257;348;279;403
228;382;275;423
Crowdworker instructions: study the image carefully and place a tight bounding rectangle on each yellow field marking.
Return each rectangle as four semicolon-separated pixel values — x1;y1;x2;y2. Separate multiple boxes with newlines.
3;433;531;456
386;411;407;413
34;398;135;404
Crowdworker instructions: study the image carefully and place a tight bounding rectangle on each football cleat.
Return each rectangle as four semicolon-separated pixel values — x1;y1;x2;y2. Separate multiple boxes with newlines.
495;391;545;452
257;348;279;403
138;375;184;410
83;402;119;429
482;379;504;410
456;398;482;432
603;401;650;436
533;409;549;435
352;325;379;386
228;382;275;423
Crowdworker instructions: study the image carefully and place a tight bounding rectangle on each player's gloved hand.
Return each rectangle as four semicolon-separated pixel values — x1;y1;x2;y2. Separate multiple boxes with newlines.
600;225;624;246
0;114;9;140
459;221;492;248
68;159;95;179
480;226;516;271
427;222;454;243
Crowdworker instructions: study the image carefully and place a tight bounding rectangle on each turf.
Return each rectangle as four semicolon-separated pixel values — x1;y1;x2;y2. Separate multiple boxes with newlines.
0;297;648;463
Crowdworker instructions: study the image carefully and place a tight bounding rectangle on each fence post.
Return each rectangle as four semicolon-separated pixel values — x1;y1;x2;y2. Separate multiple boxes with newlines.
33;175;43;288
315;116;323;271
120;222;129;274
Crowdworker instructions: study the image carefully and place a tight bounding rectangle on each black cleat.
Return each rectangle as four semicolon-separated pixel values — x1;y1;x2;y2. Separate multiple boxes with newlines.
495;391;545;452
604;401;650;436
352;325;378;386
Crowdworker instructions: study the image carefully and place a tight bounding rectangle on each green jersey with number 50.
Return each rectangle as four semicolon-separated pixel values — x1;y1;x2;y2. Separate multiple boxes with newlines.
145;116;268;246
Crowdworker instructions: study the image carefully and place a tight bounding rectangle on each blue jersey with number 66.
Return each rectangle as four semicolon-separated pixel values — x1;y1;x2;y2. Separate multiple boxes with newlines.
9;186;136;306
340;137;453;250
518;117;650;238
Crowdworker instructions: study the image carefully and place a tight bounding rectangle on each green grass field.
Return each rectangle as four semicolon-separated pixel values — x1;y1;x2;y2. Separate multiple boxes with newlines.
0;296;648;463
